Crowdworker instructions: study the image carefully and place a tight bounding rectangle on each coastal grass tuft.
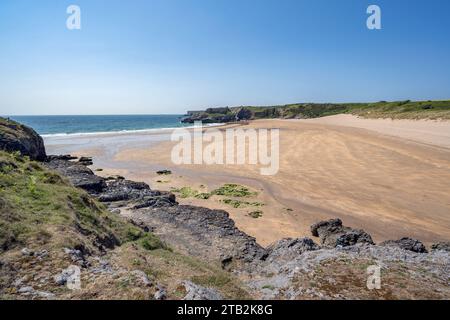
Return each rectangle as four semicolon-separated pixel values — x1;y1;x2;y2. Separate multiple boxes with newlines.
221;198;264;209
171;184;258;201
212;184;257;197
248;210;263;219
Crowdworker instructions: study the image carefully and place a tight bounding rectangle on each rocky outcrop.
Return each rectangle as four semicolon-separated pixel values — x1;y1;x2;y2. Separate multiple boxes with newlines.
310;219;374;248
0;117;46;161
45;157;177;209
45;159;106;193
264;238;320;267
99;179;177;209
431;242;450;252
128;205;267;268
235;108;253;121
205;107;231;114
181;107;237;124
380;238;428;253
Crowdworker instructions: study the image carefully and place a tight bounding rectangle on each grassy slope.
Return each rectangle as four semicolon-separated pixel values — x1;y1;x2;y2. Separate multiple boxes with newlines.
0;151;250;299
231;100;450;120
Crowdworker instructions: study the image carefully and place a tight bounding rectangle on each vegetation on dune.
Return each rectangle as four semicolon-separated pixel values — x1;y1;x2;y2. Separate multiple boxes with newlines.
226;100;450;120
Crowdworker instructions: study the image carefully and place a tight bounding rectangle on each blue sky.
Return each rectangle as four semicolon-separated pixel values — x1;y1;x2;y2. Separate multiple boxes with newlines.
0;0;449;115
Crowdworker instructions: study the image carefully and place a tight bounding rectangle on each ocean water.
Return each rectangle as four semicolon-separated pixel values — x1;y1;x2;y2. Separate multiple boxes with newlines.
8;115;191;136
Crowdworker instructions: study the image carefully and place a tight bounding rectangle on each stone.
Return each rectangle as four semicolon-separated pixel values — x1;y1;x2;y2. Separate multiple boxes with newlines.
266;238;320;262
21;248;34;256
154;285;167;300
380;238;428;253
310;219;374;248
45;159;106;193
182;281;223;300
156;170;172;175
0;117;47;161
236;108;253;121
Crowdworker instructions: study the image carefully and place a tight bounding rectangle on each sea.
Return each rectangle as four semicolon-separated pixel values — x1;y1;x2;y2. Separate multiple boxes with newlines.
7;115;193;137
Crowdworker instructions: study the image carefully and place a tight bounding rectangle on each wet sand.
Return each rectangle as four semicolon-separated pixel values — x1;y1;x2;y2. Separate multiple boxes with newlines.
45;115;450;246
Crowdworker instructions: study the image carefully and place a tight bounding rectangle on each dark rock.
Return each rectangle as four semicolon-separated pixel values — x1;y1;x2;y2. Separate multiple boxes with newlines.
130;205;267;267
156;170;172;175
182;112;236;124
266;238;319;262
310;219;374;247
336;230;374;247
46;154;78;161
431;242;450;252
98;179;177;208
45;159;106;193
236;108;253;121
205;107;230;114
380;238;428;253
311;219;343;237
268;238;319;255
78;156;93;166
0;117;47;161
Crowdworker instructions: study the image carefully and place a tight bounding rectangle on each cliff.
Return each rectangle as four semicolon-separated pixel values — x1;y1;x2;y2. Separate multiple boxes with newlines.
181;100;450;123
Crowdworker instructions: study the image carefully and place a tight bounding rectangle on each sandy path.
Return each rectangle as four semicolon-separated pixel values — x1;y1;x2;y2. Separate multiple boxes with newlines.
45;115;450;246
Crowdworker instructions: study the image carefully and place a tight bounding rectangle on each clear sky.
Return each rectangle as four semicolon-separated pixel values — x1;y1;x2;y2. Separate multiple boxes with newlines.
0;0;449;115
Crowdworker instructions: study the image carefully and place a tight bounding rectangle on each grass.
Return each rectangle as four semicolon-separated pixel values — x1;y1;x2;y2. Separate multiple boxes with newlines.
0;151;166;253
0;149;253;300
170;186;212;199
221;199;264;209
248;210;263;219
214;100;450;120
171;184;258;202
212;184;257;197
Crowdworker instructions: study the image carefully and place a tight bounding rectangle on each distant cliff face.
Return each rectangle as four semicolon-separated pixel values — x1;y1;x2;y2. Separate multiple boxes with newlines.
181;107;253;124
0;117;47;161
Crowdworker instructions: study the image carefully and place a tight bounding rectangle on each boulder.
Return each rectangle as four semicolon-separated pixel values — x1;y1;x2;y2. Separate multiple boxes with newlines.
0;117;46;161
236;108;253;121
310;219;374;248
380;238;428;253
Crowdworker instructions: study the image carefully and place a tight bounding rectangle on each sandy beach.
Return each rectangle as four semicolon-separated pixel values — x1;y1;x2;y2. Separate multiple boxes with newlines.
44;115;450;246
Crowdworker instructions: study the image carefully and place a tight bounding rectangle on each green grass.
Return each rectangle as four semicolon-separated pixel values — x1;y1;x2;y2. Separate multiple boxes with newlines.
221;199;264;209
171;184;258;201
0;151;166;253
212;184;257;197
248;210;263;219
222;100;450;120
170;186;212;199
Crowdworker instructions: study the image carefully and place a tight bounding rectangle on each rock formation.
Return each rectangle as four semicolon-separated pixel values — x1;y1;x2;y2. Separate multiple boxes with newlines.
0;117;46;161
